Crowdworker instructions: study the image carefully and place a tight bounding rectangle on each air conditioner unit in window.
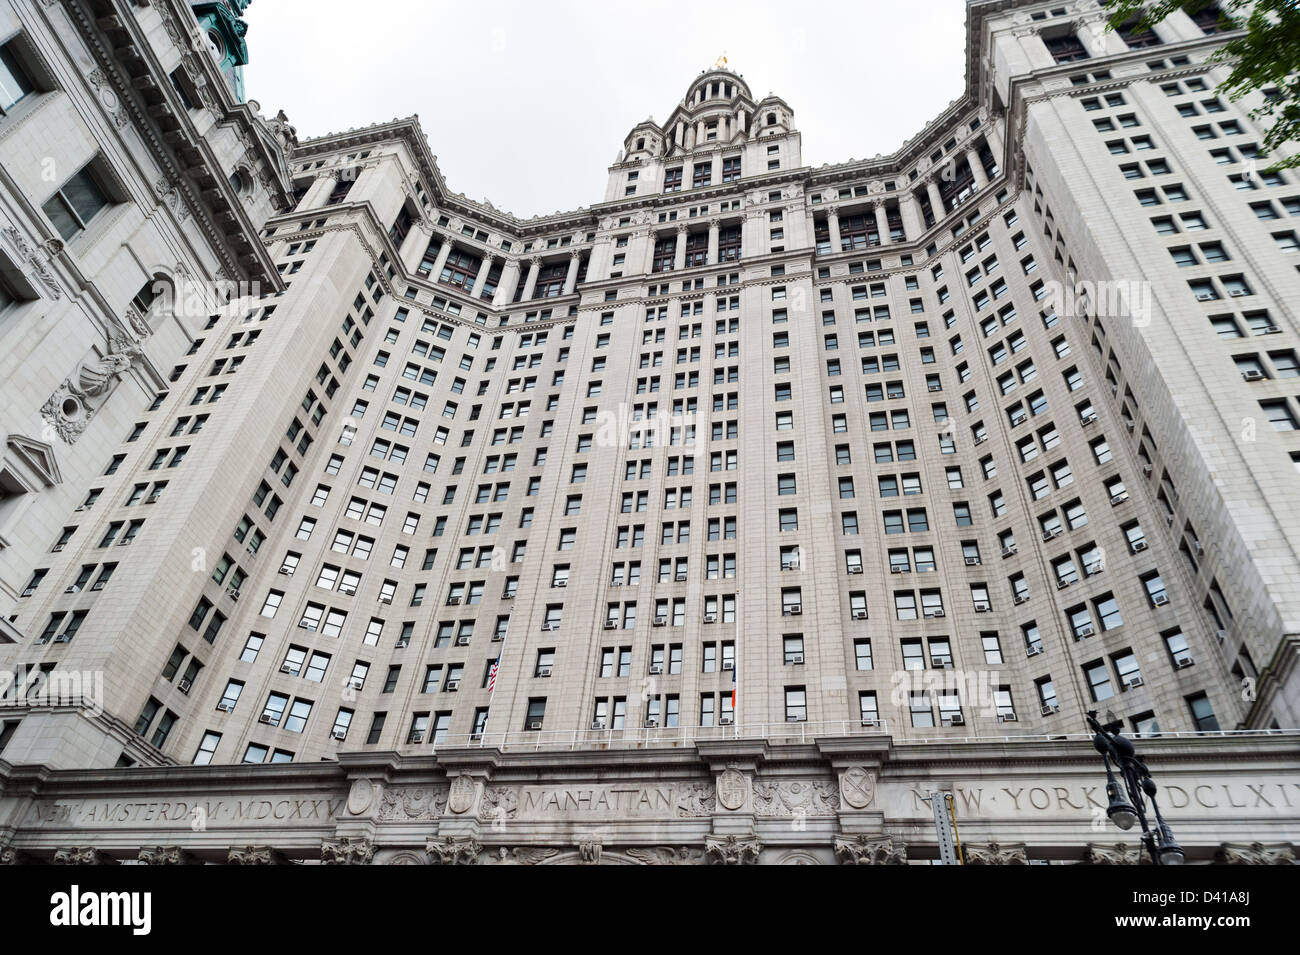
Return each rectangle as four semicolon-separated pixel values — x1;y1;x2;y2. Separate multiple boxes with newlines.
1026;644;1044;656
675;572;688;581
1174;656;1194;669
644;718;659;728
722;660;735;671
347;678;364;690
332;729;348;741
928;383;942;392
610;580;622;586
447;597;461;605
409;733;424;744
1056;579;1072;590
528;720;543;731
848;566;864;575
1215;629;1228;643
1086;562;1104;575
537;665;552;677
445;679;461;691
178;679;192;694
216;701;234;713
784;604;802;615
226;588;241;601
1110;492;1129;505
258;713;276;725
1014;594;1029;605
965;556;981;566
74;505;85;512
890;566;905;574
1242;369;1266;381
1002;544;1018;557
502;591;516;599
652;616;667;627
455;635;471;646
1041;703;1060;716
603;621;617;630
944;714;965;726
1077;625;1095;638
64;584;80;594
395;638;410;649
298;622;317;631
852;610;868;620
1124;421;1135;433
789;653;805;665
280;664;298;675
860;718;880;728
719;715;734;725
554;579;568;588
974;601;990;613
52;543;65;552
649;663;663;675
702;613;717;623
1152;593;1170;606
932;656;953;668
540;623;558;632
1263;325;1282;334
339;585;356;596
997;712;1018;723
924;609;945;618
278;565;293;575
1127;675;1145;688
1142;464;1153;475
116;538;132;546
1228;288;1249;297
1081;413;1097;425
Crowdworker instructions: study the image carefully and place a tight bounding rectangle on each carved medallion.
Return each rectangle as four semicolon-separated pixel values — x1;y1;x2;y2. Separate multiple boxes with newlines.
448;774;477;814
840;767;876;809
347;777;377;816
716;769;747;811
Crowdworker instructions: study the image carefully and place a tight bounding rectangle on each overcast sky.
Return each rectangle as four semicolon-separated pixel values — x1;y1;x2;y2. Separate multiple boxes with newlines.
242;0;969;218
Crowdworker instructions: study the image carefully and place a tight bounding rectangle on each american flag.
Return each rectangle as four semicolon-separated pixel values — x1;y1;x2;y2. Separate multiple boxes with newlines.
730;664;736;710
487;654;501;692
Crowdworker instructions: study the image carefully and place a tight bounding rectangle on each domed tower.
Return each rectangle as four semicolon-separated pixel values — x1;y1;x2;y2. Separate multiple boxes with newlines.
190;1;252;101
603;66;801;202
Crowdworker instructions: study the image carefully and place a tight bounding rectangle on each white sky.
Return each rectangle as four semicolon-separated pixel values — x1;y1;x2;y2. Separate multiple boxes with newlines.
242;0;970;218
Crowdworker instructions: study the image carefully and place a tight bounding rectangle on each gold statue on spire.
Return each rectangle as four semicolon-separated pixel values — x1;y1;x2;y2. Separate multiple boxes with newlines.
713;53;728;69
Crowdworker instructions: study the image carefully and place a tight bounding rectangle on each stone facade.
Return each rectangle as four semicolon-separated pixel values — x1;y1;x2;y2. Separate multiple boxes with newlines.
0;0;1298;860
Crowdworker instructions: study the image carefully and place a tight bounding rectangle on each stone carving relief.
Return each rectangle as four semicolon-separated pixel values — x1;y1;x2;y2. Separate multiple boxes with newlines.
41;338;145;444
426;837;481;865
86;68;130;129
577;841;603;865
1215;842;1297;865
447;775;478;814
751;780;840;817
227;846;285;865
705;834;760;865
965;842;1028;865
53;847;116;865
1082;842;1141;865
153;177;192;222
477;786;518;822
675;782;716;816
487;847;560;865
1;225;62;298
321;837;374;865
834;835;907;865
377;785;448;822
624;846;703;865
138;846;196;865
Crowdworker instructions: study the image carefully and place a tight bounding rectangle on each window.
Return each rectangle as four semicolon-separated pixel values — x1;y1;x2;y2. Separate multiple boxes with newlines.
42;163;112;241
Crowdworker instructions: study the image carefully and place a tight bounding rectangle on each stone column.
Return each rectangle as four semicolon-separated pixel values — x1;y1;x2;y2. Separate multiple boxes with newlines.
520;256;541;300
493;259;521;308
925;180;945;220
563;250;581;295
827;207;842;254
431;238;455;281
967;148;988;190
472;253;496;298
707;218;720;265
899;190;923;238
673;224;688;272
873;203;890;246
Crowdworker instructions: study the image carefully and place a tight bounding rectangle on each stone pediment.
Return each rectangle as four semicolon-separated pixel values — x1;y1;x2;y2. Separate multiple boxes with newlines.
6;434;62;488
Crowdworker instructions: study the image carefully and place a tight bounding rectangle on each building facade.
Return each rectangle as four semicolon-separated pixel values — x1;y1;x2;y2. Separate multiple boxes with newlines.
0;0;1298;863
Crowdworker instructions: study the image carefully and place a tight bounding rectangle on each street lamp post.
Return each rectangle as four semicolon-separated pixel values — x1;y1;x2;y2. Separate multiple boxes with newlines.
1086;710;1184;865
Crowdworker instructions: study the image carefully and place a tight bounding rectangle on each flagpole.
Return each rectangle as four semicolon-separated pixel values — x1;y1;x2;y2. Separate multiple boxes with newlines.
479;628;508;748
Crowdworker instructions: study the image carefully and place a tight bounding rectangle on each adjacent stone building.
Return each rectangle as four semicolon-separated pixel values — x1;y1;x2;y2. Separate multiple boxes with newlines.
0;0;1297;862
